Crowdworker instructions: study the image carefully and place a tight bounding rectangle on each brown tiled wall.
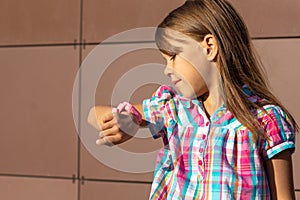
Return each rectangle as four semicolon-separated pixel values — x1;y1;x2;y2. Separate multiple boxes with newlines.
0;0;299;199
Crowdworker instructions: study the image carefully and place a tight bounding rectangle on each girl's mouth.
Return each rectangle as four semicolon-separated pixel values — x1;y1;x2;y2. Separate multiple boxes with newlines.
172;79;181;85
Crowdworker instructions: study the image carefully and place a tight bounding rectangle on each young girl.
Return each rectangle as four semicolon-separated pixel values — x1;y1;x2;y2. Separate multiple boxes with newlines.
88;0;298;199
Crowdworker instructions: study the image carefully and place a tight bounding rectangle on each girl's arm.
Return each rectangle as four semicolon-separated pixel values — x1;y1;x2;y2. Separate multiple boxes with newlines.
265;150;295;200
87;104;146;145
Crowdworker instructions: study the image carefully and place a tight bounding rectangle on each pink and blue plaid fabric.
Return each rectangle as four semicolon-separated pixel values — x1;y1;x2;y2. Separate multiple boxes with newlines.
143;85;295;200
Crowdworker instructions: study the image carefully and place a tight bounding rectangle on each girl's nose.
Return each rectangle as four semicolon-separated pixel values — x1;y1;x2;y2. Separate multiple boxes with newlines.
164;65;173;76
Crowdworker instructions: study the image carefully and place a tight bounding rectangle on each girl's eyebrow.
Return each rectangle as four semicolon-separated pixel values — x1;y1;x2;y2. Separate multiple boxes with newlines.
158;47;181;57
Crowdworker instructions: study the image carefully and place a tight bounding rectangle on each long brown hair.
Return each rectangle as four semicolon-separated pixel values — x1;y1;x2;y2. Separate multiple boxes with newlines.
155;0;299;135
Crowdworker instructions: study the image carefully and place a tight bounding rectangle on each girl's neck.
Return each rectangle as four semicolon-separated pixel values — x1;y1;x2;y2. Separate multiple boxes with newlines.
200;87;224;119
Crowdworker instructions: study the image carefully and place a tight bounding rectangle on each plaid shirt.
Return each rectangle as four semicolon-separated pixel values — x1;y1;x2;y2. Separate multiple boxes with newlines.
143;85;295;200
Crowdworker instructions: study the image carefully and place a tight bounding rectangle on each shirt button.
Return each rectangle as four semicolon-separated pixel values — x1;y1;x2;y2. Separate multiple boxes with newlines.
199;148;203;153
205;122;209;126
202;135;206;140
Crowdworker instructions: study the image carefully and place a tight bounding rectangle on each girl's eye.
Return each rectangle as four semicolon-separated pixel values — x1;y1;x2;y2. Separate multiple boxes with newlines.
170;55;176;61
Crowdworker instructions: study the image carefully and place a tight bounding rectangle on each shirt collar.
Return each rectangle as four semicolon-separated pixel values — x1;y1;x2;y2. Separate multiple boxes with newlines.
175;85;262;126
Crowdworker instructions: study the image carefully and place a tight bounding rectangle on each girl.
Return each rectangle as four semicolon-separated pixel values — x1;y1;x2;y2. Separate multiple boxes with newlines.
88;0;298;199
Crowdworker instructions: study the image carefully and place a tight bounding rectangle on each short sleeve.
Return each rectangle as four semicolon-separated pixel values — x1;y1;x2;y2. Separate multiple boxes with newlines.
261;105;296;160
142;85;177;139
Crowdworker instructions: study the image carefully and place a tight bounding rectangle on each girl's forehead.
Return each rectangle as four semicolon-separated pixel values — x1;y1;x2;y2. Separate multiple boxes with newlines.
156;28;201;55
158;28;197;45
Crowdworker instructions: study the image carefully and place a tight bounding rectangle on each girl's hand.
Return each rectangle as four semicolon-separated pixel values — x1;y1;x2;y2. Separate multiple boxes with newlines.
96;111;134;146
87;106;140;146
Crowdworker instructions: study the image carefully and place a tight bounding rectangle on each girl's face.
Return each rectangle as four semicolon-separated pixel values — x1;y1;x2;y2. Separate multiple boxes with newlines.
162;53;208;99
158;29;220;100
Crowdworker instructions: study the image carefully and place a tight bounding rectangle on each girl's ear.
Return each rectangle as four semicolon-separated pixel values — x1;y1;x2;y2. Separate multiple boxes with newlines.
200;34;218;62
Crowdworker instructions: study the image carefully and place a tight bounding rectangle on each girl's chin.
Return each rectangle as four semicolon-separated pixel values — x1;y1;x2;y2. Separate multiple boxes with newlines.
176;86;207;99
177;88;198;99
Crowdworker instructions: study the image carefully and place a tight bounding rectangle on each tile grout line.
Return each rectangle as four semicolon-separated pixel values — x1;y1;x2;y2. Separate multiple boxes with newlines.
83;177;152;185
0;173;152;185
252;35;300;40
0;173;74;181
77;0;84;199
0;41;156;48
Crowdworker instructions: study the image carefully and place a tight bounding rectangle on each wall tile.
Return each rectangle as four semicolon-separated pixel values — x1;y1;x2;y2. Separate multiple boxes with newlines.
230;0;300;38
0;176;77;200
81;44;168;104
82;0;185;43
0;46;79;177
80;180;151;200
0;0;80;45
253;39;300;189
295;191;300;199
80;143;155;182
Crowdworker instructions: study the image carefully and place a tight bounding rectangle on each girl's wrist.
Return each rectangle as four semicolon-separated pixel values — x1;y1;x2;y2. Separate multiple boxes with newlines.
112;102;143;125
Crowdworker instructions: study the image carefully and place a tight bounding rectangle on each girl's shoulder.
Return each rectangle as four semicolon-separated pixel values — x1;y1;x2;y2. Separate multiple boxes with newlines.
257;104;294;131
149;85;200;109
243;85;295;132
143;85;178;117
